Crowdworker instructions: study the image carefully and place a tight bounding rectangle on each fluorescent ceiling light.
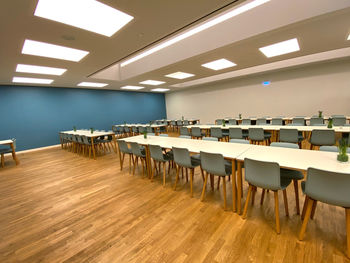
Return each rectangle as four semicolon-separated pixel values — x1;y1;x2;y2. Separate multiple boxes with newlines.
151;88;170;92
16;64;66;76
165;72;194;79
34;0;133;37
259;38;300;58
78;82;108;87
121;0;270;67
12;77;53;84
347;33;350;40
22;39;89;62
139;80;166;86
121;85;144;90
201;58;237;70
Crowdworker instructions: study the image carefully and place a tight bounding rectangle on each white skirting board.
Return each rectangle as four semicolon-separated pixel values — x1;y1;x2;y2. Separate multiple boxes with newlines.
3;144;61;156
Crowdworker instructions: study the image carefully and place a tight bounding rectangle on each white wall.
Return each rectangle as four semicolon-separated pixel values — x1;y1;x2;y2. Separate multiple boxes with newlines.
165;59;350;123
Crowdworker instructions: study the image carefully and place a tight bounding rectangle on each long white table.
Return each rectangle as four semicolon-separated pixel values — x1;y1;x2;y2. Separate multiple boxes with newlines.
0;139;19;167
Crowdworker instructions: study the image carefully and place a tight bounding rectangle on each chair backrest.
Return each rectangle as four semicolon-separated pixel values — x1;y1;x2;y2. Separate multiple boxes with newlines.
130;142;143;157
77;135;83;143
248;128;264;141
292;117;305;125
256;118;267;125
172;147;192;167
159;134;168;137
279;129;299;143
146;126;153;133
82;135;90;144
271;118;283;125
310;117;324;126
132;126;138;132
171;120;176;125
191;127;201;137
200;151;227;176
229;139;249;144
332;116;346;126
310;129;335;146
210;127;223;138
319;145;350;153
117;140;130;153
138;126;146;133
228;119;237;125
183;120;189;125
149;144;165;161
176;120;183;125
179;135;191;139
244;158;281;190
216;119;223;125
270;142;299;149
203;137;218;141
305;168;350;207
180;127;190;136
229;127;243;139
241;119;251;125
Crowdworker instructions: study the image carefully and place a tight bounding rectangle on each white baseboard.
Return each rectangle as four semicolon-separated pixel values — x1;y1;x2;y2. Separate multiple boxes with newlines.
4;144;61;156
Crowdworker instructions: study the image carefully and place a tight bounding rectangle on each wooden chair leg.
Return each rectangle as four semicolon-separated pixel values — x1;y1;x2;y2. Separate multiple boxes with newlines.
141;158;145;176
200;167;204;181
129;154;132;174
163;162;166;187
346;208;350;258
242;185;253;219
282;189;289;216
251;186;256;206
222;177;227;210
293;179;300;215
121;153;125;171
274;191;281;234
260;189;265;205
174;165;180;190
133;157;137;175
299;197;314;240
186;168;188;182
217;176;221;190
151;160;156;182
311;200;317;219
200;172;209;201
301;196;309;220
190;168;194;197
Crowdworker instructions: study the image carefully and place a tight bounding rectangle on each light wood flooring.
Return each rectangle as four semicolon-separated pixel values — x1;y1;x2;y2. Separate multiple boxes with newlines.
0;145;349;263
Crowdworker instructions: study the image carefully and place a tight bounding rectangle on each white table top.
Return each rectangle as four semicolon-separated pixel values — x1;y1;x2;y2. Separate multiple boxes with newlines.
237;144;350;174
61;130;114;138
122;135;252;159
0;140;13;145
115;124;166;128
185;124;350;133
223;116;350;121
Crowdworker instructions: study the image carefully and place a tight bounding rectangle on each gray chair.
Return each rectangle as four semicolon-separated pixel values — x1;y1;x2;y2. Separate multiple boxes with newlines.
149;144;173;185
124;126;131;137
248;128;271;145
228;119;237;125
117;140;133;173
203;137;218;141
229;127;244;139
183;120;189;126
129;142;146;176
257;118;267;125
138;126;146;134
146;126;153;133
241;119;251;125
309;129;335;150
132;126;139;135
299;168;350;258
210;127;224;141
216;119;223;125
319;145;350;153
310;117;324;126
176;120;183;130
180;127;190;136
200;151;232;210
179;135;191;139
242;158;292;234
271;118;283;125
191;127;205;139
292;117;305;126
270;142;304;214
172;147;203;197
332;116;346;126
170;120;177;131
279;128;303;148
229;139;250;144
0;139;16;168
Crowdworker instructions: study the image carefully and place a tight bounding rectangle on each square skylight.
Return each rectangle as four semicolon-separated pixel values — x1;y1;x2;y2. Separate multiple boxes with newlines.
34;0;133;37
121;85;144;90
77;82;108;87
151;88;170;92
16;64;67;76
12;77;53;84
22;39;89;62
139;80;166;86
201;58;237;70
259;38;300;58
165;72;195;79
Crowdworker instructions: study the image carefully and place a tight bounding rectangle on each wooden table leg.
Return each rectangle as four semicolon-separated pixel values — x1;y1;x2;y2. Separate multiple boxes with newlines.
231;159;237;212
111;134;118;154
237;161;243;215
144;145;152;179
10;143;20;165
91;137;96;160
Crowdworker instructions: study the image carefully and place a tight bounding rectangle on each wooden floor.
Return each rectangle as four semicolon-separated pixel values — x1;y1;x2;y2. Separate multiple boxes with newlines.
0;145;349;263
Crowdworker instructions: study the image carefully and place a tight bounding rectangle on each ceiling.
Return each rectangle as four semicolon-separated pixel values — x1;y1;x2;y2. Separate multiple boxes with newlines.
1;0;350;92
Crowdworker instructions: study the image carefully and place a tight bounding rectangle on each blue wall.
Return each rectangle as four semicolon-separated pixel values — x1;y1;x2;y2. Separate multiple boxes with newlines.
0;85;166;151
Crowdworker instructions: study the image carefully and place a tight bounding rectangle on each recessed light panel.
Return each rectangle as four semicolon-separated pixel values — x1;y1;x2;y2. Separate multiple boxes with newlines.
12;77;53;84
78;82;108;87
259;38;300;58
34;0;133;37
151;88;170;92
347;33;350;40
121;85;144;90
201;58;237;70
16;64;66;76
22;39;89;62
139;80;166;86
165;72;195;79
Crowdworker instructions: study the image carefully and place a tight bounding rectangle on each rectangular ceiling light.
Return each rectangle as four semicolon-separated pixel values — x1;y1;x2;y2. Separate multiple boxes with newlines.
12;77;53;84
22;39;89;62
259;38;300;58
151;88;170;92
77;82;108;87
121;85;144;90
165;72;194;79
139;80;166;86
121;0;270;67
34;0;133;37
16;64;67;76
201;58;237;70
347;33;350;40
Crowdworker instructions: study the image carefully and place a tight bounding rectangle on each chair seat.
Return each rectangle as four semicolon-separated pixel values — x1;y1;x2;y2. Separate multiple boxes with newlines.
280;177;292;190
280;168;304;180
0;148;12;154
